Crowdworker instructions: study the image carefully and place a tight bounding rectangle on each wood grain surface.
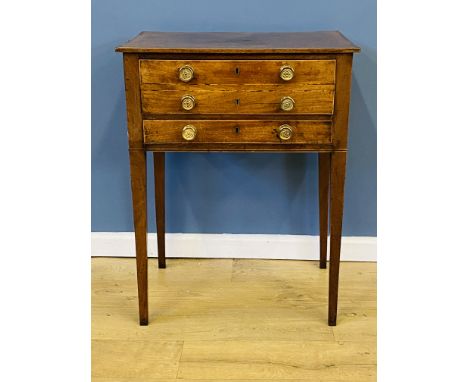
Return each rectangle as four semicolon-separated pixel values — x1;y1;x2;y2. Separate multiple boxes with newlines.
328;151;347;326
143;119;332;145
332;54;353;149
319;152;331;269
143;142;336;152
123;54;144;148
116;31;361;53
140;59;336;85
92;258;376;381
128;150;148;325
153;152;166;269
141;85;335;115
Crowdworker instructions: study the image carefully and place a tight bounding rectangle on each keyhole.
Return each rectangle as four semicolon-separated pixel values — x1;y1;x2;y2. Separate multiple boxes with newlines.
235;126;240;134
235;98;240;106
235;67;240;75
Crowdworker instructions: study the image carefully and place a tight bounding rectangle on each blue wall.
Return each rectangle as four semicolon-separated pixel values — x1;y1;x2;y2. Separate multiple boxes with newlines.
92;0;376;236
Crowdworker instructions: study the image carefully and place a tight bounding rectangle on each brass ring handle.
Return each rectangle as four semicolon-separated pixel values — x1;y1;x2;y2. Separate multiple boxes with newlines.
182;124;197;141
280;96;295;111
279;65;294;81
181;95;196;111
278;124;293;141
179;65;194;82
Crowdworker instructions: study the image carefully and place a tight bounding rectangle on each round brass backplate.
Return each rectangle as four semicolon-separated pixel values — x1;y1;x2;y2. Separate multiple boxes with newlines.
181;95;196;111
278;124;293;141
279;65;294;81
182;124;197;141
280;96;295;111
179;65;194;82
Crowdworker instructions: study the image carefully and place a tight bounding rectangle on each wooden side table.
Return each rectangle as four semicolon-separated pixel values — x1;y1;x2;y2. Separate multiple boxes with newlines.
116;31;360;326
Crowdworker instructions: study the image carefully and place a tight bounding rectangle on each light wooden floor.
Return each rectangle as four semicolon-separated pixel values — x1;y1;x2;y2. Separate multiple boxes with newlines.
92;258;376;381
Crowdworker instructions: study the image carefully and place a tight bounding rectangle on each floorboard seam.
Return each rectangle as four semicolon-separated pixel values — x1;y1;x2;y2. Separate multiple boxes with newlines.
175;340;185;379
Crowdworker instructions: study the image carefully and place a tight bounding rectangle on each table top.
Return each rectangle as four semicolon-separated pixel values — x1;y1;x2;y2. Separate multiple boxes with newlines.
115;31;360;54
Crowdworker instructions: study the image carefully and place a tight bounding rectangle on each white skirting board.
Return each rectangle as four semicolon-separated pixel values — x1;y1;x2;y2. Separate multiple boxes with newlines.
91;233;376;262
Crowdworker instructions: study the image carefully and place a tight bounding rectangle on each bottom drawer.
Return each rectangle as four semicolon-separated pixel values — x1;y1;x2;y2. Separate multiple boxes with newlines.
143;120;332;145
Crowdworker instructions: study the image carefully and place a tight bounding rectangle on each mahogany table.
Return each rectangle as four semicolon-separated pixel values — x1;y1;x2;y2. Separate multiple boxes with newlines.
116;31;360;326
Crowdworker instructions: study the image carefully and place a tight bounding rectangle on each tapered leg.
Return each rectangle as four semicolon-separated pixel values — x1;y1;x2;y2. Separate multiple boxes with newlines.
153;152;166;269
318;153;331;269
328;151;347;326
129;150;148;325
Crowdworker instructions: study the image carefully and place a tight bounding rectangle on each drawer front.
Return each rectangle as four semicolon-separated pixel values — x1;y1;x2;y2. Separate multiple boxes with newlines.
141;86;334;115
141;85;335;115
143;120;332;145
139;59;336;116
140;59;336;85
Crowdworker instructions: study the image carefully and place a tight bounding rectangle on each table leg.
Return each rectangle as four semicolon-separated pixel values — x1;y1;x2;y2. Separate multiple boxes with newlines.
129;150;148;325
153;152;166;269
318;153;330;269
328;151;347;326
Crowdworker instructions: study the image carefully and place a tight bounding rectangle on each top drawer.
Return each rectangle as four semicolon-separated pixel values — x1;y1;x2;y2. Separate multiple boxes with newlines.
140;59;336;86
